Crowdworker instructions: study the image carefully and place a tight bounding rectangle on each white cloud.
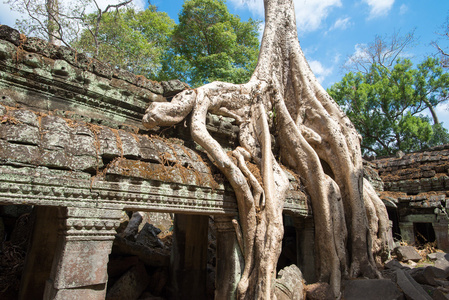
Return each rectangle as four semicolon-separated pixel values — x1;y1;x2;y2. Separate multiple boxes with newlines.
229;0;265;16
329;17;351;31
309;60;332;83
229;0;342;33
333;53;341;64
363;0;395;19
295;0;342;33
343;43;370;68
399;4;408;15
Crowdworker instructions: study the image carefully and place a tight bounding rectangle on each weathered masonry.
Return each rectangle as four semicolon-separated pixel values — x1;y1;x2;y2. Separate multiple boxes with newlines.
0;26;312;299
373;147;449;252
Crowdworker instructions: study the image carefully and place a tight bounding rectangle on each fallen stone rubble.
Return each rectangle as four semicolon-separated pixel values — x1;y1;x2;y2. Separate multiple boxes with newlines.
342;246;449;300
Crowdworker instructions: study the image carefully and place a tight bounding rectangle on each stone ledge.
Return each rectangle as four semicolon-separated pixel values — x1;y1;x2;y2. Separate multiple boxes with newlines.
0;164;309;217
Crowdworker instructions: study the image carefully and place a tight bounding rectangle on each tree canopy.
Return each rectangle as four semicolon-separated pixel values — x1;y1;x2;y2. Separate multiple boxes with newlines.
73;5;175;80
8;0;260;84
164;0;260;87
328;57;449;156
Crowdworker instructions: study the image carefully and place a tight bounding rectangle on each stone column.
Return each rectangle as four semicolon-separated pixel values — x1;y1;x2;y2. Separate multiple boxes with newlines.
169;214;209;300
399;222;415;246
19;206;59;300
215;215;243;300
43;207;122;300
434;217;449;252
294;217;316;284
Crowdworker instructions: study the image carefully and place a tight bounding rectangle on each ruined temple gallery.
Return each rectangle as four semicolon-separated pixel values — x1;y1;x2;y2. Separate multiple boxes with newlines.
0;23;449;299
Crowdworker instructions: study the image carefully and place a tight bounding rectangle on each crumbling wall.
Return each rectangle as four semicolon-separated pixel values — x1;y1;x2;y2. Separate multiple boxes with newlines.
372;145;449;250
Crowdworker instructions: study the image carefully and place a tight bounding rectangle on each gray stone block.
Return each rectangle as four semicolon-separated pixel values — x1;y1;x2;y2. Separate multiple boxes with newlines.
395;246;422;262
343;279;402;300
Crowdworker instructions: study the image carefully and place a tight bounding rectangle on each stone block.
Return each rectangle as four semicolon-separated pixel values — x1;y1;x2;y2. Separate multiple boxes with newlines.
9;109;39;126
304;282;334;300
22;36;48;55
434;254;449;274
69;134;96;156
0;123;40;145
91;59;113;79
385;259;409;270
44;282;107;300
394;268;432;300
40;116;71;150
135;223;164;249
0;140;40;164
408;266;447;286
136;77;164;95
118;130;140;158
106;263;149;300
0;25;21;46
275;264;305;300
51;240;113;289
343;279;402;300
97;127;122;158
395;246;422;262
0;39;16;61
161;80;187;97
113;68;137;84
428;253;449;261
112;235;170;267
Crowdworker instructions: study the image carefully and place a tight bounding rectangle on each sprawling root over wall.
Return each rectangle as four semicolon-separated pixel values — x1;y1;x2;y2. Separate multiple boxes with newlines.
143;0;389;298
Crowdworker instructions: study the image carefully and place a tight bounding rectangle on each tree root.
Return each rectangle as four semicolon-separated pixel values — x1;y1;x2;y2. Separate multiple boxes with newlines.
142;0;390;297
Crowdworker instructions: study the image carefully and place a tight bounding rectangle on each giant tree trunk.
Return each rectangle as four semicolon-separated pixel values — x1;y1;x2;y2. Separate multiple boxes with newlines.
143;0;389;298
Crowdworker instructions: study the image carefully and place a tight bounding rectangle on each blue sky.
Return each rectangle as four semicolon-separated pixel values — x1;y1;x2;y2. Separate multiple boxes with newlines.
1;0;449;126
151;0;449;127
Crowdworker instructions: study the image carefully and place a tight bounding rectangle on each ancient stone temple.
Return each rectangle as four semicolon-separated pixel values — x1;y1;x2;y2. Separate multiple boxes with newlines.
0;26;310;299
1;24;449;299
373;147;449;252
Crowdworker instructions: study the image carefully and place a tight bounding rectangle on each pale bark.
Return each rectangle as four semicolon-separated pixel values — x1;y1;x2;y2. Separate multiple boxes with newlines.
143;0;389;298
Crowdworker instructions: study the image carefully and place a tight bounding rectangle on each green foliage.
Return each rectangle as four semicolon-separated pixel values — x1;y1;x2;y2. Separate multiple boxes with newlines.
328;57;449;156
73;5;175;80
164;0;260;87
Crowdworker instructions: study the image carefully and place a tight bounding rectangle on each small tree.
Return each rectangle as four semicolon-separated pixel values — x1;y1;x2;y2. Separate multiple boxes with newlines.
344;30;416;74
165;0;260;87
8;0;132;48
74;5;175;80
329;57;449;156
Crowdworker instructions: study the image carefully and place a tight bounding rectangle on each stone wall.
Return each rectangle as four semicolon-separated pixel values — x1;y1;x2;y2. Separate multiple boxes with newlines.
371;145;449;251
0;25;310;299
0;25;309;216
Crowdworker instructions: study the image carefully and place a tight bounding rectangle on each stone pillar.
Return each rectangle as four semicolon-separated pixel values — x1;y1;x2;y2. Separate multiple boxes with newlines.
434;217;449;252
215;215;243;300
169;214;209;300
399;222;415;245
294;217;316;284
43;207;122;300
19;206;59;300
387;220;395;250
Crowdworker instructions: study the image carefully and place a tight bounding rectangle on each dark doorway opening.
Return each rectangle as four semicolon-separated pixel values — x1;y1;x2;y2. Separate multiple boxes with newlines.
414;222;436;245
277;215;297;272
386;207;401;241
